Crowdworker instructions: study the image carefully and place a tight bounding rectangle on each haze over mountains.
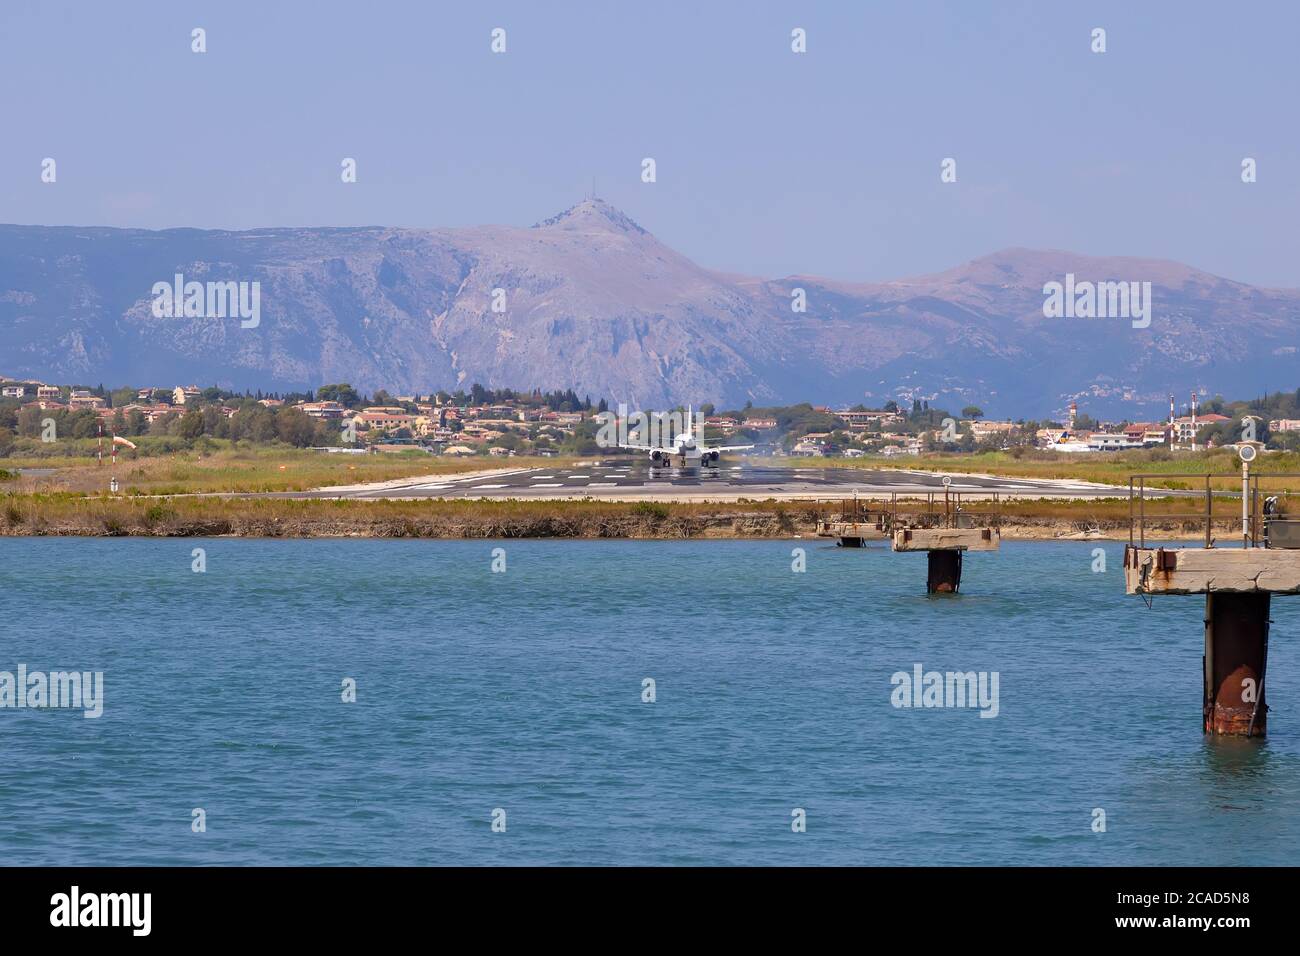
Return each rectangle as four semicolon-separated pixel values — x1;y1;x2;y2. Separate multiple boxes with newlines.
2;199;1297;418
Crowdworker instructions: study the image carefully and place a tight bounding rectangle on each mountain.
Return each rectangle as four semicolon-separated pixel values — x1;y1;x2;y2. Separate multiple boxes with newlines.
2;200;1298;418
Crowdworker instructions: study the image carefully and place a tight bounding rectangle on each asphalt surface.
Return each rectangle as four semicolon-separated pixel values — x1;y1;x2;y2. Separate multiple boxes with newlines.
298;460;1127;501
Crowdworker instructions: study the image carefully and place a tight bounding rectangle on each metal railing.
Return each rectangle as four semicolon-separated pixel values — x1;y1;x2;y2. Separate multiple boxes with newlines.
1128;474;1216;549
813;496;890;535
1127;472;1300;548
1250;472;1300;549
813;491;1002;535
887;489;1002;532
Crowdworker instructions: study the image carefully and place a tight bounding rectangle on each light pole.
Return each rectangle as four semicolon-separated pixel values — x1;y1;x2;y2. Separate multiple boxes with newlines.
1239;444;1257;547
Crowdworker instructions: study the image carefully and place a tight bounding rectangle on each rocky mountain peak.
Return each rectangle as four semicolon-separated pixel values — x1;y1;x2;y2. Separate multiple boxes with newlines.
1;215;1297;416
532;199;647;236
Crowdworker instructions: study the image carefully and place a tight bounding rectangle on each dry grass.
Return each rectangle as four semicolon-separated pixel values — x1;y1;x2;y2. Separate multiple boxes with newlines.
0;446;578;495
778;449;1300;491
0;493;816;539
10;443;1296;496
0;490;1248;540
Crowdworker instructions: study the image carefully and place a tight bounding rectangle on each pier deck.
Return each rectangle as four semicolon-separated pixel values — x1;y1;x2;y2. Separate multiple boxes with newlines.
817;519;888;546
891;527;1000;552
1125;546;1300;595
1124;468;1300;737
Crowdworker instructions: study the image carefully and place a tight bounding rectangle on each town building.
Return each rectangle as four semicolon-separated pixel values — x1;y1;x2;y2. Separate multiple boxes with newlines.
1172;413;1230;444
836;409;903;429
880;442;920;457
1087;433;1143;452
68;389;107;409
969;420;1016;440
300;401;347;420
353;410;415;430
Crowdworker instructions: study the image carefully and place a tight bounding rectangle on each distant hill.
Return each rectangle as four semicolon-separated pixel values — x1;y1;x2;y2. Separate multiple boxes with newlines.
2;200;1297;418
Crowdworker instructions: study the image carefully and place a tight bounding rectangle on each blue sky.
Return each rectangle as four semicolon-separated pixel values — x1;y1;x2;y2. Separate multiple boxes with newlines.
2;0;1297;286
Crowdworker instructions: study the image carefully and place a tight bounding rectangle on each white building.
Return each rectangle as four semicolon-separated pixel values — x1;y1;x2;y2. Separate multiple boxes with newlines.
1087;433;1142;452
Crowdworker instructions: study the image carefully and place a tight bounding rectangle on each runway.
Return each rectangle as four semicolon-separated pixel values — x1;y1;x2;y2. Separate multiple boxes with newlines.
299;460;1128;502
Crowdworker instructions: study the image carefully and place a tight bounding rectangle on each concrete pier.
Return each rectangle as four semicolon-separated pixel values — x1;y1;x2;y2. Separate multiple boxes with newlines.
1125;464;1300;737
1124;546;1300;595
892;528;1000;553
816;518;887;547
927;549;962;593
816;498;888;548
1126;546;1297;737
892;527;1000;594
1204;593;1269;736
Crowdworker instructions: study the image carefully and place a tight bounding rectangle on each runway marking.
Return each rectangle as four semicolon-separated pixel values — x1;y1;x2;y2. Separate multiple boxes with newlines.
313;465;1131;502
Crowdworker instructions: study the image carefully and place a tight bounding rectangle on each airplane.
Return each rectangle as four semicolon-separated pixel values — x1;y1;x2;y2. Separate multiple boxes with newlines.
618;406;753;468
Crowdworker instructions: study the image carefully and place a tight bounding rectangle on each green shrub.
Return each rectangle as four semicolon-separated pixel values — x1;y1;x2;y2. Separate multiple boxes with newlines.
143;503;175;526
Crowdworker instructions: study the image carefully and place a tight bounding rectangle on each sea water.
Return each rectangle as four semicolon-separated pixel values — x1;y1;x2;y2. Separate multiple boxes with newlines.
1;537;1297;865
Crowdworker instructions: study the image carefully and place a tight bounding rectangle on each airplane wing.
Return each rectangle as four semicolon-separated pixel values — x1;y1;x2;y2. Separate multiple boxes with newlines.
710;444;754;452
616;441;656;451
